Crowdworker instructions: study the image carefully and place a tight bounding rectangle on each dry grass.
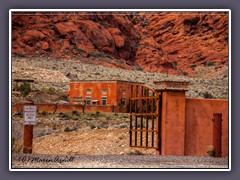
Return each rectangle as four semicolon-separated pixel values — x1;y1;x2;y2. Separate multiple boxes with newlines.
12;137;23;154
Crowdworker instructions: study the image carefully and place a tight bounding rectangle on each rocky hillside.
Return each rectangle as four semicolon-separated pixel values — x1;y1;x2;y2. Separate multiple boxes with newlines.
12;11;228;76
12;58;228;101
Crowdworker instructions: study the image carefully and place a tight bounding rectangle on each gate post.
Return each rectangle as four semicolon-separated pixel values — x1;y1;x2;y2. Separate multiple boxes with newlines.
154;81;189;156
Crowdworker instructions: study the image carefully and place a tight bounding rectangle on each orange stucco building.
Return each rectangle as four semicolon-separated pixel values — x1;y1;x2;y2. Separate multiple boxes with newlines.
66;80;143;112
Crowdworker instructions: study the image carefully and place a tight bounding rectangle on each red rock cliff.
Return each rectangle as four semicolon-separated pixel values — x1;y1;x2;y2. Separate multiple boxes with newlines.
12;11;228;75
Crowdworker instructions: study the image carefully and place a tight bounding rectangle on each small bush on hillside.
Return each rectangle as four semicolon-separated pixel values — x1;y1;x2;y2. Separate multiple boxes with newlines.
95;111;100;117
72;110;80;116
206;62;215;67
203;92;214;99
64;126;77;132
14;111;23;118
12;137;23;154
15;82;31;97
41;111;48;116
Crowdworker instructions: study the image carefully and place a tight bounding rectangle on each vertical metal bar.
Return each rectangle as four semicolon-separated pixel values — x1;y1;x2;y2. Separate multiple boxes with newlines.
155;94;160;154
136;85;138;98
129;99;132;147
146;89;149;147
156;93;162;155
130;85;133;98
135;85;138;146
135;105;138;146
140;86;143;146
152;97;154;147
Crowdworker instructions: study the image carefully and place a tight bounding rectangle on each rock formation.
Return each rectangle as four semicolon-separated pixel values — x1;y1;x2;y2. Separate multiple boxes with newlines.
12;11;228;76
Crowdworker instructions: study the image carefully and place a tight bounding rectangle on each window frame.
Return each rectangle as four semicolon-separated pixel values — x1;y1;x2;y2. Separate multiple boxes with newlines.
101;96;107;106
102;89;107;94
86;96;92;105
86;89;92;94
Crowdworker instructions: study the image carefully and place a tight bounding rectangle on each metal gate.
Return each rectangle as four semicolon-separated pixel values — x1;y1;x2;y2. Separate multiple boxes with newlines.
129;84;162;153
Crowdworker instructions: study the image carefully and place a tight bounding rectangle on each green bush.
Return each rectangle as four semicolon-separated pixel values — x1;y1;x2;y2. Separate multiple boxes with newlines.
203;92;214;99
43;87;56;95
41;111;48;116
64;126;77;132
14;111;23;118
72;110;80;116
15;82;31;96
95;111;101;117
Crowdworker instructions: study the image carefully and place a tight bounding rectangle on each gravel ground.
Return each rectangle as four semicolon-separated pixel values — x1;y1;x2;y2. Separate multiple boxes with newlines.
11;154;229;169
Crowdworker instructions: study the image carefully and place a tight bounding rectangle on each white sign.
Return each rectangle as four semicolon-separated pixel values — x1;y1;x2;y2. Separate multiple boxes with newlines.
24;105;37;125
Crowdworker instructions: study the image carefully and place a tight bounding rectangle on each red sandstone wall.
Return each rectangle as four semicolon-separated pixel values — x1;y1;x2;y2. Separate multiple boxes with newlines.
185;98;228;157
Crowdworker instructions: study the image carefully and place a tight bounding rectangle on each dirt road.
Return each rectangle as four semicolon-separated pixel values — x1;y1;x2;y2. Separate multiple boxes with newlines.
12;154;228;169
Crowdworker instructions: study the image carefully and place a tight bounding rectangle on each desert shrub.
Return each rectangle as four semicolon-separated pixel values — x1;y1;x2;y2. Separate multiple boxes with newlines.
206;62;215;67
124;149;142;155
90;124;96;129
95;111;100;117
16;53;26;58
119;134;126;140
207;145;215;157
64;126;77;132
72;110;80;116
89;52;107;58
43;87;56;95
14;111;23;118
203;92;214;99
183;72;189;76
41;111;48;116
12;137;23;154
58;112;71;120
58;94;68;101
190;64;197;70
15;82;31;96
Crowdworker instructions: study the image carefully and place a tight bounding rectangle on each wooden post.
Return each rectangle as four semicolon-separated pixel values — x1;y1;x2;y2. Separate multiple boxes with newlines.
23;125;33;153
23;103;37;154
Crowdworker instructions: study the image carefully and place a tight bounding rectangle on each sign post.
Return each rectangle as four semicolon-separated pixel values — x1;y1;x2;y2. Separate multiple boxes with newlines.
23;105;37;154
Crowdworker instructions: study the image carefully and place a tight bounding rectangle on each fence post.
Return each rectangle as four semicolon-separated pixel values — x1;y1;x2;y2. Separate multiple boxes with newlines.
23;102;36;154
23;125;33;153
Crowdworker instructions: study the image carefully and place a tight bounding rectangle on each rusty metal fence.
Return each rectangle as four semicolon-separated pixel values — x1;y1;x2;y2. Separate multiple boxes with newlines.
129;84;162;153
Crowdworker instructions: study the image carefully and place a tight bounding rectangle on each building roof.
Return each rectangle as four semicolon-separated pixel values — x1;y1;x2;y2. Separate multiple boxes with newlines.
13;78;34;82
70;80;144;84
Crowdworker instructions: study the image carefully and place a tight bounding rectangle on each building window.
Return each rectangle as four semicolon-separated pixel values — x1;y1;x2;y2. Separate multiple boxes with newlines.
73;97;83;102
86;97;92;105
92;100;99;105
121;97;126;107
102;89;107;94
86;89;92;94
102;97;107;106
122;90;126;94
